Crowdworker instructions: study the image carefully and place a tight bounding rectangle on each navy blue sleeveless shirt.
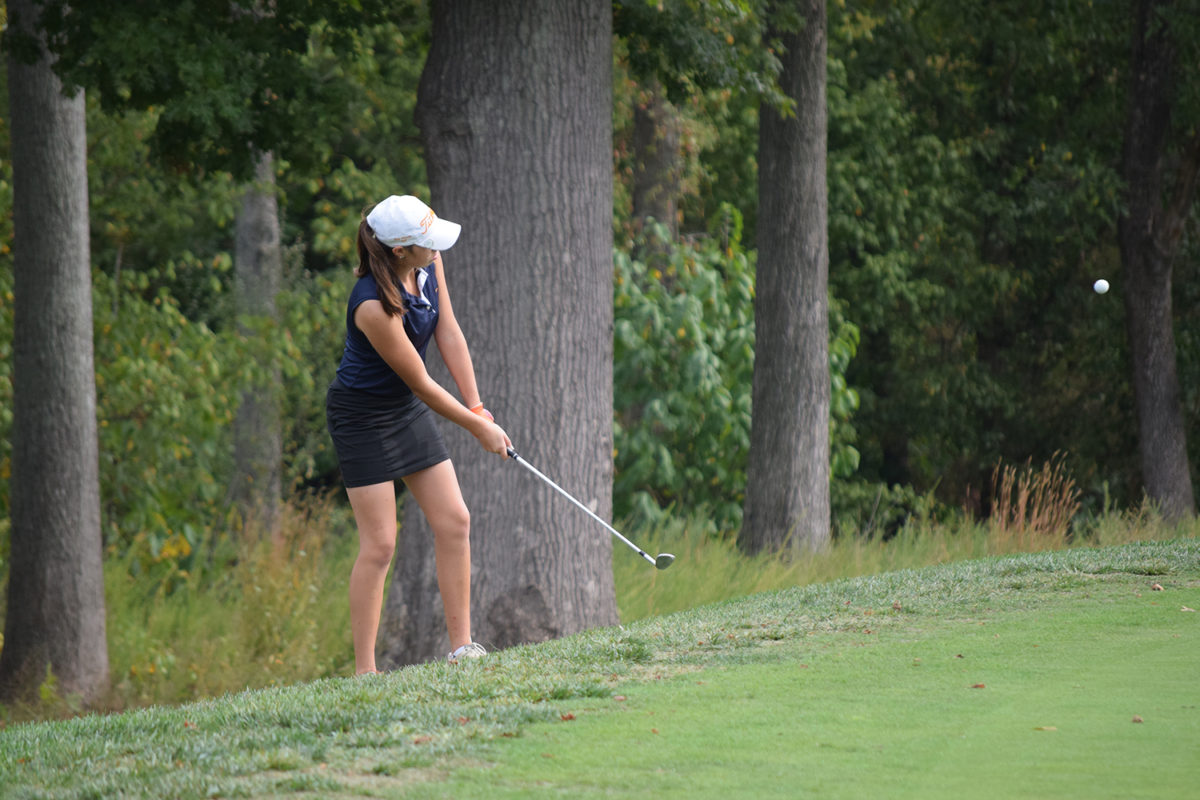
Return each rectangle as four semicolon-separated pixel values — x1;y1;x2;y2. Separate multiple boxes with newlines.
335;267;440;398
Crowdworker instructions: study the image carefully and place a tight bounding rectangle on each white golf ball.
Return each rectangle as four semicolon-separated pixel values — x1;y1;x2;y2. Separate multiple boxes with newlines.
1093;279;1110;294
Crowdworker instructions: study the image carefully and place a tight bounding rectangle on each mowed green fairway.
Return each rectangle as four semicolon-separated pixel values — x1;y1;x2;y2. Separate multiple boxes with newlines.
3;542;1197;799
421;577;1198;799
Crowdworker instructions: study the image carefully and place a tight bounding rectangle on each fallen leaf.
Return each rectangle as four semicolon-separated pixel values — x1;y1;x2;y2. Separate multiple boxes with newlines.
613;695;626;702
1132;716;1144;724
1151;583;1164;591
542;753;555;758
561;713;576;721
457;716;470;725
1182;607;1196;612
892;601;903;611
971;684;987;689
1034;726;1057;732
413;736;433;745
651;728;659;734
956;654;965;659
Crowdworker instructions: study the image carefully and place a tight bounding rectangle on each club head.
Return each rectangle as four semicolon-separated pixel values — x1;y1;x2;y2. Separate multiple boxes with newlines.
654;553;676;570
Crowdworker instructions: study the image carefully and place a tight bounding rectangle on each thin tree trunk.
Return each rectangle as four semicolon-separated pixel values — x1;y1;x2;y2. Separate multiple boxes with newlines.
632;79;682;239
1118;0;1196;521
232;151;283;535
0;0;109;703
740;0;831;555
378;0;617;666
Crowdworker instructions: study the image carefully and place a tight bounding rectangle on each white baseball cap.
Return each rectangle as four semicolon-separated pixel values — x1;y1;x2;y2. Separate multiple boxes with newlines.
366;195;462;250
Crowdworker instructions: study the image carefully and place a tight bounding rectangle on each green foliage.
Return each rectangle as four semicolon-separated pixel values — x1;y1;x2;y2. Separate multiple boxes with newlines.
829;0;1148;508
613;214;860;530
611;42;762;236
275;261;350;489
613;0;789;110
0;258;348;578
86;98;242;325
91;267;238;572
279;20;431;273
831;479;942;540
613;219;756;530
38;0;421;180
76;17;430;293
828;300;862;480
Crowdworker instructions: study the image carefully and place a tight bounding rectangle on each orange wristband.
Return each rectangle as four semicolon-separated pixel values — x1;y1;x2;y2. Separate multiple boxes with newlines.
470;403;495;422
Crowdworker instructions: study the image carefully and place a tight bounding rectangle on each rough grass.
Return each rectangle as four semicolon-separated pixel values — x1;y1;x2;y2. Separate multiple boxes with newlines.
1;539;1197;798
3;490;1192;723
613;501;1195;622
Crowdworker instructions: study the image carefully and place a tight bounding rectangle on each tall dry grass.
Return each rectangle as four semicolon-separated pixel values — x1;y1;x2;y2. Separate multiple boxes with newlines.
100;494;359;713
986;453;1080;552
615;456;1195;622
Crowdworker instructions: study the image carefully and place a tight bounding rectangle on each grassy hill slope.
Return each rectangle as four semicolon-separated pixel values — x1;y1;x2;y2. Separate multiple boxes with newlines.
2;539;1197;799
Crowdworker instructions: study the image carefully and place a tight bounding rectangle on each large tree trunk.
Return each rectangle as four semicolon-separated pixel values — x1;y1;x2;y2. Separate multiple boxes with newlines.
1118;0;1197;521
0;0;109;703
739;0;831;555
232;151;283;535
378;0;617;666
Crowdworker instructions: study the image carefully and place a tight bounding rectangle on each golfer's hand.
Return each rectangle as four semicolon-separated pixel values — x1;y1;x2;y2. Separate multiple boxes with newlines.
476;420;512;459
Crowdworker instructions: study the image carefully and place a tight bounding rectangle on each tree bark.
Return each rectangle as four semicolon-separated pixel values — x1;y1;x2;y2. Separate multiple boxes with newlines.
740;0;831;555
0;0;109;703
232;151;283;535
378;0;618;666
1118;0;1196;521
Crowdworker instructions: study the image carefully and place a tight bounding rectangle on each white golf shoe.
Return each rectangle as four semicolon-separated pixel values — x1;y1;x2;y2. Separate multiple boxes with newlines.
447;642;487;664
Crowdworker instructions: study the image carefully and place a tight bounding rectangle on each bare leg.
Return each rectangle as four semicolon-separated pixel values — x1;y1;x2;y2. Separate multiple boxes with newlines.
345;481;398;675
402;460;473;651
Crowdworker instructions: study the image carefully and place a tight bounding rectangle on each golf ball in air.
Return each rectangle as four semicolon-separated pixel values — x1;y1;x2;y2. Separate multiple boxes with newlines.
1093;279;1110;294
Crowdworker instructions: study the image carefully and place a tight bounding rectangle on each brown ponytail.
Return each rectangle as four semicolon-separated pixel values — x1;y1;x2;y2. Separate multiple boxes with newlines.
356;215;406;317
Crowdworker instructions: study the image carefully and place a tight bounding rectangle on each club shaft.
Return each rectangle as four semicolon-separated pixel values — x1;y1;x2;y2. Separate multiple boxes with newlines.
508;450;656;565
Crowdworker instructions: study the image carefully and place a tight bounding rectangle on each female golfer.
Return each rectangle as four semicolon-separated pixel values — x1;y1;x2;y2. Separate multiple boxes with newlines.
326;194;510;674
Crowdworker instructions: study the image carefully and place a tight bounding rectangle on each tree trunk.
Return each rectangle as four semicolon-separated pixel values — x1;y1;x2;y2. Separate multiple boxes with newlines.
1118;0;1196;521
378;0;617;666
232;151;283;535
0;0;109;703
740;0;831;555
631;79;682;239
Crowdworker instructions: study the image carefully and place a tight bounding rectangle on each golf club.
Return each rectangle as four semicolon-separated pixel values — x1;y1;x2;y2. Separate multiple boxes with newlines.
506;448;675;570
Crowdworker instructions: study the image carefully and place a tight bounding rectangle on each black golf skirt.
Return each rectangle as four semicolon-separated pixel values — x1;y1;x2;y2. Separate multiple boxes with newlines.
325;380;450;488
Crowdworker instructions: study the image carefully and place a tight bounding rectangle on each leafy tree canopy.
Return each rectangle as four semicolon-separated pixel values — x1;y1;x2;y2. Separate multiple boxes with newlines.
14;0;420;180
614;0;795;110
